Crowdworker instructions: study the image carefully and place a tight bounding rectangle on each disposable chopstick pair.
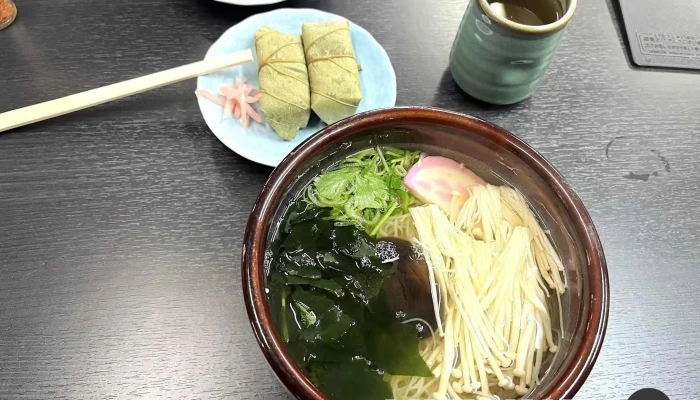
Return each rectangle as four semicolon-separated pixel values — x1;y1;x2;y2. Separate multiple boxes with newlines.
0;49;254;133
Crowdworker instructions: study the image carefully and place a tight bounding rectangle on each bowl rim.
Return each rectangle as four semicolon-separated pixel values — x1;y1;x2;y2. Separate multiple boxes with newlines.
242;106;610;400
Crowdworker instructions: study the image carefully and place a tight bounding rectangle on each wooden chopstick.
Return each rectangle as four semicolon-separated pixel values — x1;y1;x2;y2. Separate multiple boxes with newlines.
0;49;254;133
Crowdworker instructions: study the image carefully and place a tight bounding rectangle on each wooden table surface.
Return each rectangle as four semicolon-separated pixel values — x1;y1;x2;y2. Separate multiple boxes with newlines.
1;0;698;398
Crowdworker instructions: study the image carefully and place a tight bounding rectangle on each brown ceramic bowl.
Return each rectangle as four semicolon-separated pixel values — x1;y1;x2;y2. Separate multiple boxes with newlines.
242;107;609;399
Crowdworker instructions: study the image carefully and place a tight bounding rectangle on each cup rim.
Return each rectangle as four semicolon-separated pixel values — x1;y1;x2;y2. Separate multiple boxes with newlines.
242;106;609;400
477;0;578;34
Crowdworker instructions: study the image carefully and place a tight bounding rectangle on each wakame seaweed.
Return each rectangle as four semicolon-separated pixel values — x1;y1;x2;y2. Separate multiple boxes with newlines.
267;203;432;400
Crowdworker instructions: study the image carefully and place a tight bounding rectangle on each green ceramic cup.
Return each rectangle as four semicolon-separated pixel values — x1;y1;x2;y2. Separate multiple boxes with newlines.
449;0;577;105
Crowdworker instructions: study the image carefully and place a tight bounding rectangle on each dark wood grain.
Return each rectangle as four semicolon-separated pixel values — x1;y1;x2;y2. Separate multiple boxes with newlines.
1;0;699;398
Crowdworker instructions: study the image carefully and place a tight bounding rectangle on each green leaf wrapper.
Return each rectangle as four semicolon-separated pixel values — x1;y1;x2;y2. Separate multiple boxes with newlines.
255;26;311;140
302;21;362;125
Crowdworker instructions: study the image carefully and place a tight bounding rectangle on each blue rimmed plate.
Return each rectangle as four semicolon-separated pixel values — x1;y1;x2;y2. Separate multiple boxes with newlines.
196;8;397;167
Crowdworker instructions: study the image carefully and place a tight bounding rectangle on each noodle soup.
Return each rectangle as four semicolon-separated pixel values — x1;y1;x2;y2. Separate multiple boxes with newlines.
265;145;567;400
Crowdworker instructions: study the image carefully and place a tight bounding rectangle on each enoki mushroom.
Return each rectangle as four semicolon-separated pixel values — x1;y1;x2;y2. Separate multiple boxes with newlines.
384;185;566;400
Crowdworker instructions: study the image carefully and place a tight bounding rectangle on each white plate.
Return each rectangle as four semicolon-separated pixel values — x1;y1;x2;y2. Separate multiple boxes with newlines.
196;8;397;167
214;0;286;5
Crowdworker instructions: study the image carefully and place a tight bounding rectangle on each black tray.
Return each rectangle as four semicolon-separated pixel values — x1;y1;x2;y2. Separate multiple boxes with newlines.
619;0;700;70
